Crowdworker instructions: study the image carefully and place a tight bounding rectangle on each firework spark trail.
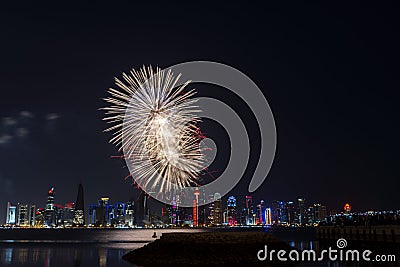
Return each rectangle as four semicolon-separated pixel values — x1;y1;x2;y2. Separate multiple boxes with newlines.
102;66;204;194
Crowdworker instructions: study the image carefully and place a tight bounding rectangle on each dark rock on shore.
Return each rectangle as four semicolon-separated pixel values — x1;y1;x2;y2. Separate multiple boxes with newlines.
123;231;298;266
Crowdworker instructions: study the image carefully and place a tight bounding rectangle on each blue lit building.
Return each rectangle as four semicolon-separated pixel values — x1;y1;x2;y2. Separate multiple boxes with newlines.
227;196;237;226
115;202;126;226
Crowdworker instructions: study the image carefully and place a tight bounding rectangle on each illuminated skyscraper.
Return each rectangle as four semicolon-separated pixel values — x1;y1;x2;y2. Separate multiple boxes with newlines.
95;197;108;226
88;204;97;225
73;183;85;227
45;187;56;227
256;200;267;224
313;203;327;223
54;204;65;226
6;202;16;225
240;207;247;225
296;197;306;225
245;196;255;225
46;187;55;210
125;201;134;227
271;200;287;224
193;189;200;227
136;191;149;226
164;195;183;226
265;208;272;225
197;189;207;226
161;207;168;224
271;200;279;223
29;205;36;227
35;208;45;227
17;203;29;227
63;202;75;227
227;196;237;226
285;201;295;225
115;202;126;226
106;201;115;225
165;205;173;225
222;210;228;224
306;206;314;225
212;193;222;225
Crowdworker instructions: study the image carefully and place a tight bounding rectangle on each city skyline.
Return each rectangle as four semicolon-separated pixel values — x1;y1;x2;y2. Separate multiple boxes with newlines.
3;182;395;227
0;3;399;225
0;3;398;267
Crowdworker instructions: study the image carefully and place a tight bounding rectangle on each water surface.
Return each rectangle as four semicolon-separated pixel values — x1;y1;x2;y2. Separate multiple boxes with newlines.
0;228;205;267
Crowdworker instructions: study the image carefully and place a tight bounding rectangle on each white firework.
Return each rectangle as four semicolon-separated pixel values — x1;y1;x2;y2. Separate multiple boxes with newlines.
102;66;204;193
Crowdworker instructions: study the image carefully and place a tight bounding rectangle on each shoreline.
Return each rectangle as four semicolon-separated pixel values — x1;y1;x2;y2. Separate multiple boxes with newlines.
0;226;317;242
122;231;299;266
0;228;208;242
0;227;316;244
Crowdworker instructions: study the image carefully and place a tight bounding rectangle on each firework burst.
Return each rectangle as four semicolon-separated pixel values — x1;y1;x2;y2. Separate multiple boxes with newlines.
102;66;204;194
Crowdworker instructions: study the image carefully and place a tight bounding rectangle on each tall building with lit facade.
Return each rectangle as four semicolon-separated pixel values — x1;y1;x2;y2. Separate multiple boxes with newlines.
272;200;287;224
256;200;266;224
6;202;16;225
115;202;126;226
296;197;306;225
206;196;214;225
17;203;29;226
161;207;168;224
35;208;45;227
107;203;116;225
125;201;134;227
54;204;65;226
88;203;97;226
45;187;56;227
164;195;182;226
63;202;75;227
136;191;150;226
94;197;108;226
29;205;36;227
212;193;222;225
265;208;272;225
245;196;255;225
285;201;295;225
313;203;327;223
73;183;85;227
88;199;133;227
306;205;314;225
196;188;207;226
193;189;200;227
226;196;237;226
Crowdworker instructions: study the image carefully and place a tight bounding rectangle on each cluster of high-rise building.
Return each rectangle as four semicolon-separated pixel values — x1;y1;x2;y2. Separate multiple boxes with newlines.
88;197;134;227
160;193;327;227
4;184;328;228
3;184;139;228
5;184;85;228
269;198;327;226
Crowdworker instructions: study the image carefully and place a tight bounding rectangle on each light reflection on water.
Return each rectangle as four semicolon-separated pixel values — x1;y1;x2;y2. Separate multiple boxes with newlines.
0;228;206;267
0;242;143;267
3;229;398;267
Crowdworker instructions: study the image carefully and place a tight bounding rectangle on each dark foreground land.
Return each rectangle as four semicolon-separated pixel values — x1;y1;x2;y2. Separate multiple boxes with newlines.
123;231;298;266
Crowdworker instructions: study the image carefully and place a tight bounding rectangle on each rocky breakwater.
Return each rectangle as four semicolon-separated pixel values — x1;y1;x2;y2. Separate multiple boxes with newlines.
123;231;297;266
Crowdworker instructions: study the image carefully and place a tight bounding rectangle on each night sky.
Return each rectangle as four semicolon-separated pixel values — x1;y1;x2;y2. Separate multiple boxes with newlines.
0;3;399;223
